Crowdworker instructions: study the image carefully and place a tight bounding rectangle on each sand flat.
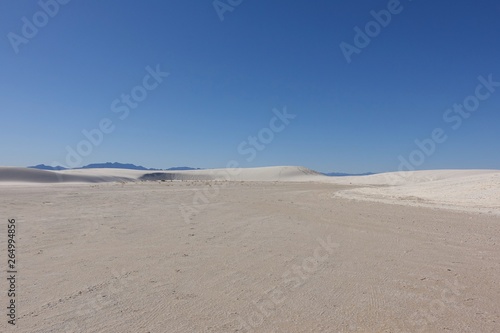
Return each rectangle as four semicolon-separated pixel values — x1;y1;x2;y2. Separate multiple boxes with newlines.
1;172;499;332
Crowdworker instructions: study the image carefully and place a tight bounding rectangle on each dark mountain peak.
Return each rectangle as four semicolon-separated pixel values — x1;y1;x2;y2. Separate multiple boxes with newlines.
28;164;67;171
80;162;159;170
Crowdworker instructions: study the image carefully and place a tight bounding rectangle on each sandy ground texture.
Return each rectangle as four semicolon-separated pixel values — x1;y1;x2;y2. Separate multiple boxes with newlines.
0;166;499;332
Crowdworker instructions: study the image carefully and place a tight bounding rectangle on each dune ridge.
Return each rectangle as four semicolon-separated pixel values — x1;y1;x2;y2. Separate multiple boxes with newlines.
0;167;135;184
330;169;500;215
0;166;325;184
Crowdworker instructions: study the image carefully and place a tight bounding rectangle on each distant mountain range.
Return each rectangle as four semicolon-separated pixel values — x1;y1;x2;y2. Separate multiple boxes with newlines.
28;163;201;171
29;164;68;171
80;162;159;170
323;172;376;177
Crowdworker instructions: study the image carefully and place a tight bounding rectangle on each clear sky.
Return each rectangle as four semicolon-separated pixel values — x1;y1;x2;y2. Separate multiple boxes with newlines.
1;0;499;173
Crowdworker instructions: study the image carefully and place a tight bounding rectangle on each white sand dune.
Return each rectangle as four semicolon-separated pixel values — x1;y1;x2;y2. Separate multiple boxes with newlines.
0;167;135;184
135;166;325;182
328;169;499;186
331;169;500;215
0;166;326;184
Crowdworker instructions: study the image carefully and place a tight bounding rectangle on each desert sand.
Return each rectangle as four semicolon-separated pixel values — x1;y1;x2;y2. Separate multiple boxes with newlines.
0;166;499;332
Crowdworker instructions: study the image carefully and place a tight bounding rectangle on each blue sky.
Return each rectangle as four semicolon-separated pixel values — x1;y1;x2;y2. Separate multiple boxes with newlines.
1;0;499;173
